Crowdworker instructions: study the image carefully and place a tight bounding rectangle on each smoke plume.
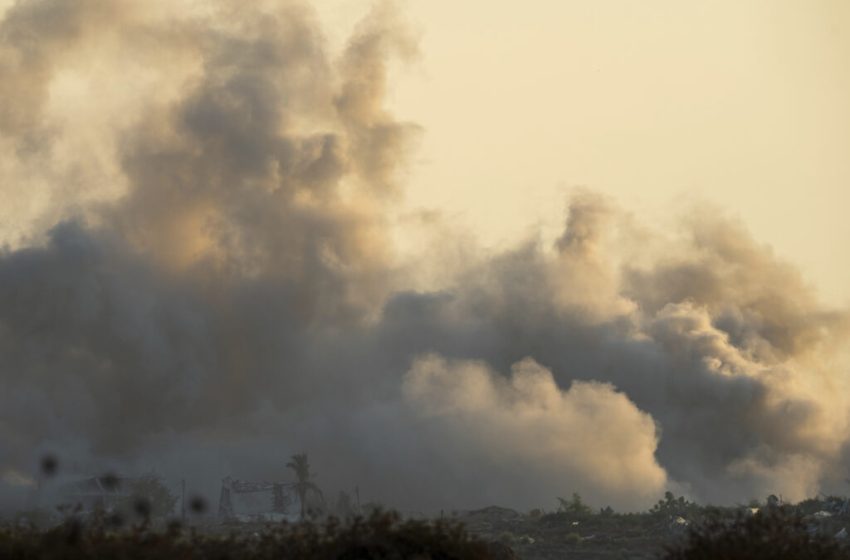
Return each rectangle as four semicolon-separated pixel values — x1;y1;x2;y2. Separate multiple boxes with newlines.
1;0;848;513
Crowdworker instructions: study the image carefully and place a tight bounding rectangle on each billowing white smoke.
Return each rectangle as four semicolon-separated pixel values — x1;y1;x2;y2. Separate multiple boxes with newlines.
401;355;667;510
1;0;849;514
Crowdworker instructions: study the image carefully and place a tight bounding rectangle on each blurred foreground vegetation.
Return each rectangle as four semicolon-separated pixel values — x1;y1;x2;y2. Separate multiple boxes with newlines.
5;496;850;559
6;482;850;559
0;510;498;560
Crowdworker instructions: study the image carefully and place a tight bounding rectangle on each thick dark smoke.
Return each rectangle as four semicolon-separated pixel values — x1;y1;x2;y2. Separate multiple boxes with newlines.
1;0;849;514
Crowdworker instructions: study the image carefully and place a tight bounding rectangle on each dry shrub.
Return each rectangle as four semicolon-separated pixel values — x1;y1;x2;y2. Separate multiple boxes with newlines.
664;506;849;560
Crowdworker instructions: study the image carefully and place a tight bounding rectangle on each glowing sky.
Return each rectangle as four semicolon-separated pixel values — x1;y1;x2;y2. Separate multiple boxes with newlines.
318;0;850;305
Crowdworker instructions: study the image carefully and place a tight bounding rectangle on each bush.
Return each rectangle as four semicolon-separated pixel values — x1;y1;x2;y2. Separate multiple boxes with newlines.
663;506;849;560
651;491;701;520
0;509;495;559
557;493;592;517
565;532;581;545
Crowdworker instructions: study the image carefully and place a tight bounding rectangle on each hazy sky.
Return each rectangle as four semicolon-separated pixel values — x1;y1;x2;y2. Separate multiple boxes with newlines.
317;0;850;305
1;0;847;302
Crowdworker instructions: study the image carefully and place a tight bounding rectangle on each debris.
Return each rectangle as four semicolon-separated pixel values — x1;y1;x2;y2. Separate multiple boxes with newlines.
518;535;535;545
669;516;689;533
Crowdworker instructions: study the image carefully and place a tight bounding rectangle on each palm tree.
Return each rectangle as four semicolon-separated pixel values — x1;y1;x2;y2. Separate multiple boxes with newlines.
286;453;323;520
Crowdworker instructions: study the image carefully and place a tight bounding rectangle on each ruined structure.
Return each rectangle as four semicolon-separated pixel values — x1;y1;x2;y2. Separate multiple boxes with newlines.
217;476;301;521
57;476;133;513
